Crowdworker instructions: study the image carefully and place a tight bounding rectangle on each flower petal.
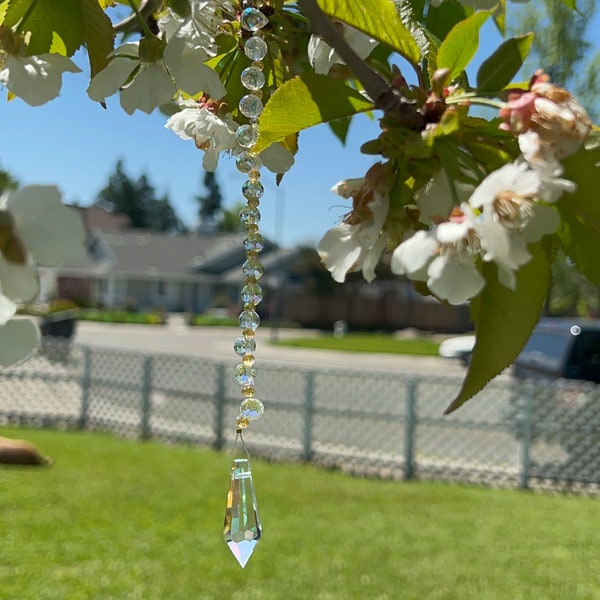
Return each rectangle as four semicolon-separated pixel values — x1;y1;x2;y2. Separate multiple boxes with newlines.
6;185;86;266
87;56;138;103
120;63;176;115
0;318;40;367
427;255;485;305
318;223;363;283
0;259;39;303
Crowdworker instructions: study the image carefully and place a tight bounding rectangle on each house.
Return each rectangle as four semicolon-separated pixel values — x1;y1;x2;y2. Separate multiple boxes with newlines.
55;206;298;313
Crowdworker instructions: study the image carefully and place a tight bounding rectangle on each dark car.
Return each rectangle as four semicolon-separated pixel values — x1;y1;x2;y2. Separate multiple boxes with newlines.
512;317;600;383
510;318;600;483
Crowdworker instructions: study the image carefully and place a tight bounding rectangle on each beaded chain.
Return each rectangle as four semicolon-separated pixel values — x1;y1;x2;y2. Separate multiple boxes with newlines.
231;3;270;431
222;1;270;569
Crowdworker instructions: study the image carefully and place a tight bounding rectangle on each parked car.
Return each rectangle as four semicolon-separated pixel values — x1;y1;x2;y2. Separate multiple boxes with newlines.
509;318;600;483
512;317;600;383
438;334;475;365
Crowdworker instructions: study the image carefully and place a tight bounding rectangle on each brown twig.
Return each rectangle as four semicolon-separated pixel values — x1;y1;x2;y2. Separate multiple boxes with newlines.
113;0;164;34
297;0;425;130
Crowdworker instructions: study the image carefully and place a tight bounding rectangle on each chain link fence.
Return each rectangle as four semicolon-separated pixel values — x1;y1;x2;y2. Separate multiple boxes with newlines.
1;339;599;494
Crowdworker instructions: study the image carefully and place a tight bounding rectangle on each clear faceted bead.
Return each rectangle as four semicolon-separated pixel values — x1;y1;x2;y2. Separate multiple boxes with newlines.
239;309;260;330
236;124;259;149
234;363;256;386
243;232;265;252
234;336;257;356
240;397;264;421
239;94;264;119
244;36;268;61
223;457;262;568
241;283;263;305
239;206;261;226
243;257;264;279
236;152;262;173
241;66;265;91
241;7;269;31
242;179;264;200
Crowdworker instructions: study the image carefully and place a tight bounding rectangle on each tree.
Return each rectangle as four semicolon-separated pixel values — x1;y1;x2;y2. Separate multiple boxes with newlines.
196;170;223;231
95;160;186;233
509;1;600;315
0;0;598;412
218;202;246;233
0;166;18;195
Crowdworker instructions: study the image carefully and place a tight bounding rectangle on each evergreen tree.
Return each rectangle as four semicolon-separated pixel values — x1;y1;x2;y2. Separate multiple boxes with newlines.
195;170;223;230
95;160;186;233
0;166;18;195
217;202;246;233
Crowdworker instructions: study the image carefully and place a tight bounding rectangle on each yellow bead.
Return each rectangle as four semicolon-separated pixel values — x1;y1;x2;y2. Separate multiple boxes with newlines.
242;328;255;338
236;416;250;429
242;354;255;366
242;386;255;397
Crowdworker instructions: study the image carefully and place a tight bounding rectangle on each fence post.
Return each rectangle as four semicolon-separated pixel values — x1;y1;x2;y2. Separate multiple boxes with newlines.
213;363;226;450
79;346;91;430
140;356;153;440
404;379;417;480
519;382;534;489
302;371;315;462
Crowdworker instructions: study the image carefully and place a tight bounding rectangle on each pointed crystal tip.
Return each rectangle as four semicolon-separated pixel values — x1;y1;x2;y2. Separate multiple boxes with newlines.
226;539;259;568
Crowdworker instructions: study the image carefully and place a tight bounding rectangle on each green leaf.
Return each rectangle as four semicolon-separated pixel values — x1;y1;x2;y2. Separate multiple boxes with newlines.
561;145;600;233
559;0;577;9
255;73;373;153
81;0;114;77
476;34;534;93
445;242;550;413
426;0;469;42
328;116;352;145
2;0;112;67
556;203;600;286
437;11;490;83
316;0;420;64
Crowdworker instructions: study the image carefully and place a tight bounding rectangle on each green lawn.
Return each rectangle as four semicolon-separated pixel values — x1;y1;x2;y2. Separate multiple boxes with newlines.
273;333;441;355
1;428;599;600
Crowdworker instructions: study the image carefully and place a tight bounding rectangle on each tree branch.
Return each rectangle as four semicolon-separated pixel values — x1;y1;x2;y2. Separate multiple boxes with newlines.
113;0;164;34
297;0;425;130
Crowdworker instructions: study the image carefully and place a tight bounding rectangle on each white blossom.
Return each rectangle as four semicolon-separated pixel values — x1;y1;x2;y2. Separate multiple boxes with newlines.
308;25;377;75
0;318;40;367
165;101;295;173
468;161;559;289
87;38;225;115
0;53;81;106
318;173;390;283
415;170;474;225
165;104;238;171
391;211;485;305
157;0;235;55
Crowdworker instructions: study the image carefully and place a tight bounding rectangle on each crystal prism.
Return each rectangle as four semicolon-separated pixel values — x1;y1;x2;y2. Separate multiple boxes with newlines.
223;458;262;568
244;36;268;61
241;7;269;31
236;124;259;148
239;94;264;119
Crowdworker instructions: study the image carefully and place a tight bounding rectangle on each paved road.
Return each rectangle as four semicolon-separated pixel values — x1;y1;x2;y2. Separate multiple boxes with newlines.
73;316;469;378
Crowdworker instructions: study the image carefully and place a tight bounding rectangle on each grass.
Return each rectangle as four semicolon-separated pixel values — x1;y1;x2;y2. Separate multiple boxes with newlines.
1;428;599;599
273;333;441;355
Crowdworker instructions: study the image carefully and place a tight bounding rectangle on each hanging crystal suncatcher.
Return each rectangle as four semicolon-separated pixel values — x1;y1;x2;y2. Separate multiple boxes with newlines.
223;3;269;568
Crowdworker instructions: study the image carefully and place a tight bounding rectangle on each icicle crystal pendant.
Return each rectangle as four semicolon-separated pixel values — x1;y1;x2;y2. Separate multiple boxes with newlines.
224;0;269;568
223;433;262;568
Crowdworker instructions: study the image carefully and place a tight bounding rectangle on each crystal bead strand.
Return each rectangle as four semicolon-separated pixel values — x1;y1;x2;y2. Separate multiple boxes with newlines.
223;2;269;569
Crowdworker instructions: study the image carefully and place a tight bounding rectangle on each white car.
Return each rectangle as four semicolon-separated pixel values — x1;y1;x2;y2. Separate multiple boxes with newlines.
438;335;475;364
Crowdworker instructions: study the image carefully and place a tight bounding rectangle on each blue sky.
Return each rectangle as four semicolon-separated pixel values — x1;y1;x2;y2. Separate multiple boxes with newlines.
0;11;595;248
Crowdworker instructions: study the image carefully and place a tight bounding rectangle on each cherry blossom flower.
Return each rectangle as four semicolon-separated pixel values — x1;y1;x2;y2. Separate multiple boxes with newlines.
87;37;225;114
165;99;294;173
157;0;235;55
468;161;559;289
500;71;592;171
0;52;81;106
391;208;485;305
0;185;85;366
308;24;377;75
318;164;391;283
415;170;474;225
